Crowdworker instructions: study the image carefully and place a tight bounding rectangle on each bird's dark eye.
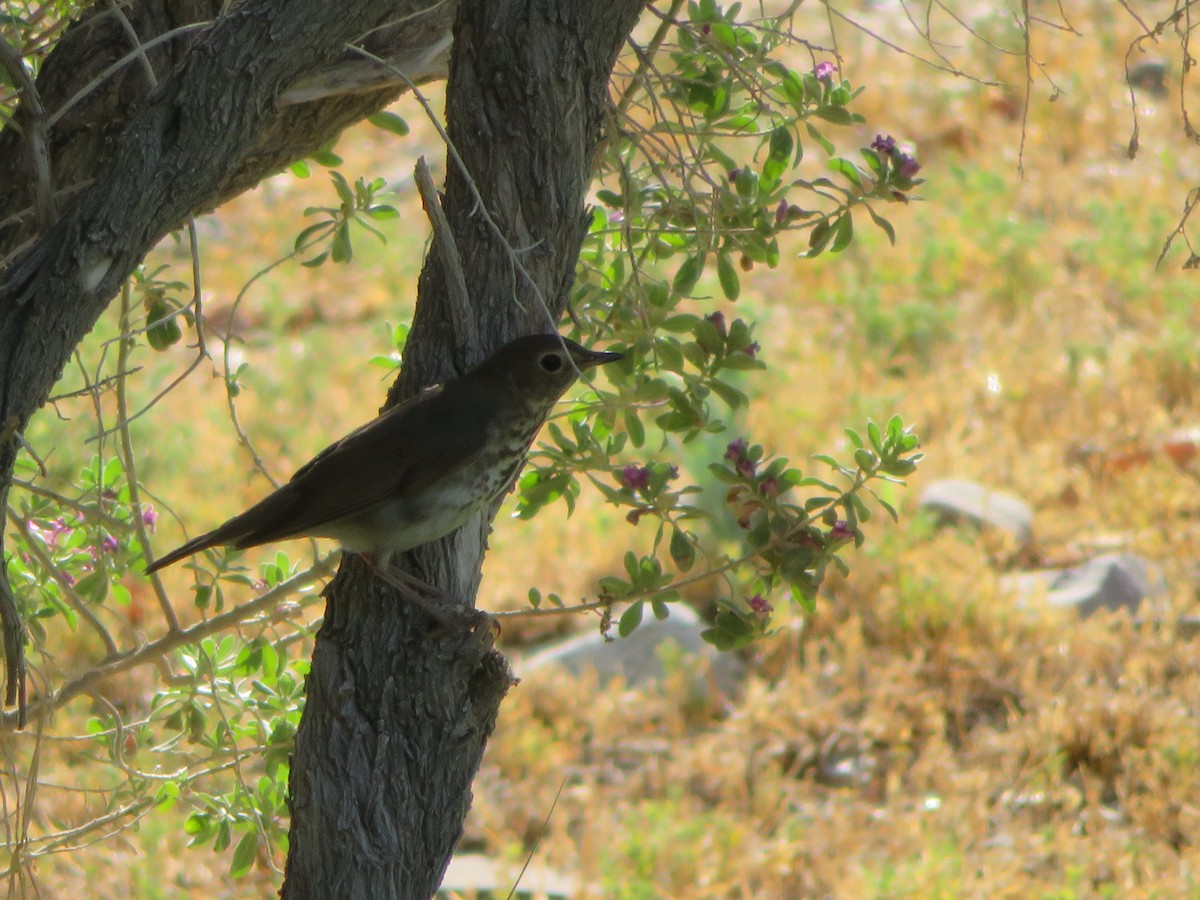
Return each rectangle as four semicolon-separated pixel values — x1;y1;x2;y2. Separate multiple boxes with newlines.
539;352;564;373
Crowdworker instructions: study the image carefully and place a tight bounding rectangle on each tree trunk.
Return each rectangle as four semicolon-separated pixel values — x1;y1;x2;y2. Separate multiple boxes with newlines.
280;1;644;896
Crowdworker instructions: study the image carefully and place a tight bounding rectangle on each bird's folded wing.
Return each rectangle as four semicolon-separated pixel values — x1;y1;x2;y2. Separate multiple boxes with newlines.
228;384;494;548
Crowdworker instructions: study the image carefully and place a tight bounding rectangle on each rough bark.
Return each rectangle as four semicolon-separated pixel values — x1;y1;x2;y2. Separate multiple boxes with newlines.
280;0;645;896
0;0;457;260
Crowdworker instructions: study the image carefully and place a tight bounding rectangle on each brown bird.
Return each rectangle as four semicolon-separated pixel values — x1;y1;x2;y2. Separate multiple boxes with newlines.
145;335;622;601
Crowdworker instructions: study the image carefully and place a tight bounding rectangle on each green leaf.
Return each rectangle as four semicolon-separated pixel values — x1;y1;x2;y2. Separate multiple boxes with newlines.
624;409;646;448
715;610;752;637
367;111;410;136
673;254;706;296
768;125;794;162
146;297;183;351
806;122;835;154
330;171;354;206
75;571;108;605
828;157;862;186
867;420;883;452
669;527;695;572
807;218;832;256
829;213;854;253
717;253;741;300
815;105;855;125
331;223;353;263
853;448;878;471
230;830;258;878
865;204;897;245
717;353;765;371
618;601;645;637
708;378;748;409
310;147;342;167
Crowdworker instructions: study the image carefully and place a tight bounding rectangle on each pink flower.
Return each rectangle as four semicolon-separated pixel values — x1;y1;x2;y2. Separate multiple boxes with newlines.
618;465;652;492
747;594;773;617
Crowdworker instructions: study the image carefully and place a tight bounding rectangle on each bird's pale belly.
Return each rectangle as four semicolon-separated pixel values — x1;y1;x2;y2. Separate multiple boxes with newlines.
314;463;518;558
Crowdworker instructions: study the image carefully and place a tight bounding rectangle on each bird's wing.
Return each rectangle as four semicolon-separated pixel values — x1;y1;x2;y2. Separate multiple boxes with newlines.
224;382;497;549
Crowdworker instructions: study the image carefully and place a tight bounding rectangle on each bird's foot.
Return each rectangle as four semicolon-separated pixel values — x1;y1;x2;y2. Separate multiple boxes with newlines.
358;554;489;633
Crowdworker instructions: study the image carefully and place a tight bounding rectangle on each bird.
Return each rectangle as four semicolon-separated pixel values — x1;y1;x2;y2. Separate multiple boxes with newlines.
145;334;622;613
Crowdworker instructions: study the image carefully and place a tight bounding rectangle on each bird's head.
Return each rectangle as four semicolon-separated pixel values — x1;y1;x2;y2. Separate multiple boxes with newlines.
482;334;623;408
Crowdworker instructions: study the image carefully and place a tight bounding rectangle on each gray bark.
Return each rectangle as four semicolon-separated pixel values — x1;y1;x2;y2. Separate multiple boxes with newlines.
281;0;644;895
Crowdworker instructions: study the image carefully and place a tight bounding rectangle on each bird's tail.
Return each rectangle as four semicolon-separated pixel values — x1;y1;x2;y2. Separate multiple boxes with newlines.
144;532;221;574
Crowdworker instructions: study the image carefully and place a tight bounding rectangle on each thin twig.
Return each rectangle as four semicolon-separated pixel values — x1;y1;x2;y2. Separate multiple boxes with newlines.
116;282;180;631
0;36;55;230
414;156;475;346
9;479;130;532
105;0;158;88
46;22;210;129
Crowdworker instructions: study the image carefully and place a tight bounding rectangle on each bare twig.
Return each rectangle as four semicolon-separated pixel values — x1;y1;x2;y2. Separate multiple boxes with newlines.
0;37;55;230
105;0;159;88
414;156;476;346
45;22;210;129
116;282;180;631
10;478;129;532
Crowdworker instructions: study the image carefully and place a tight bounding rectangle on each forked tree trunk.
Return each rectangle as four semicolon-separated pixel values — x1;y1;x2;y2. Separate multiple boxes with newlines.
280;1;644;896
0;0;643;893
0;0;458;716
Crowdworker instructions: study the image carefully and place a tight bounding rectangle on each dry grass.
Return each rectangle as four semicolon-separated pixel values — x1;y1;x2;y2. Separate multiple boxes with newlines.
8;1;1200;896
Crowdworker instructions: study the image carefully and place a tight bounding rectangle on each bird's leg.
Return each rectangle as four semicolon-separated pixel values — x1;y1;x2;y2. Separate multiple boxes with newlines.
357;553;488;632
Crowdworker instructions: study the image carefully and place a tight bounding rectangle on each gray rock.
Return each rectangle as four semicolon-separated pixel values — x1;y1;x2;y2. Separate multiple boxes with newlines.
440;852;576;898
918;478;1034;547
517;603;746;699
1128;59;1169;97
1001;553;1166;618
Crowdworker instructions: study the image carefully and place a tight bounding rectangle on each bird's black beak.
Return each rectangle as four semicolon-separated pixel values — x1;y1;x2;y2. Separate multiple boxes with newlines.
576;348;623;370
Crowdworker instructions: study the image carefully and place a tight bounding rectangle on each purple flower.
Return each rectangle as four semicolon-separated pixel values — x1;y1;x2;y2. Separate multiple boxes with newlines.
743;341;760;359
813;61;836;82
871;134;897;155
895;153;921;179
724;439;749;462
775;198;790;225
728;167;742;182
760;476;779;498
141;507;159;530
101;534;119;553
619;465;652;492
61;571;76;588
705;311;727;335
747;594;773;617
829;520;857;543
